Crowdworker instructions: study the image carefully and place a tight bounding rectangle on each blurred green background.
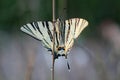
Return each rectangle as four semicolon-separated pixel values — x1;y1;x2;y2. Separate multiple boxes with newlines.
1;0;120;35
1;0;120;80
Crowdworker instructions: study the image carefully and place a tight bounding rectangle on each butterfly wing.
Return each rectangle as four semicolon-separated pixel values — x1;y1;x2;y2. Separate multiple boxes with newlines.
20;18;88;58
64;18;88;55
20;21;54;50
66;18;88;39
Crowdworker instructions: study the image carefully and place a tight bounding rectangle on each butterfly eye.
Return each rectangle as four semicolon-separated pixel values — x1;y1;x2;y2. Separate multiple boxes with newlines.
48;49;52;52
58;47;65;51
58;54;61;57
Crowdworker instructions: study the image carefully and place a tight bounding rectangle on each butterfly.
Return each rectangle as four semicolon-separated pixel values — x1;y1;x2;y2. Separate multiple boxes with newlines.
20;18;88;68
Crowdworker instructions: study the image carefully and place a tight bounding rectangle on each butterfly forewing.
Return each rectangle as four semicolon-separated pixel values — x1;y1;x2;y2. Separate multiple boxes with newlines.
63;18;88;55
74;18;88;38
21;21;54;50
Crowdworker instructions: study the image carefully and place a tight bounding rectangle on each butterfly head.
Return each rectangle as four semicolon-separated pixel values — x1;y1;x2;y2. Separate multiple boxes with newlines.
57;47;65;55
54;46;69;59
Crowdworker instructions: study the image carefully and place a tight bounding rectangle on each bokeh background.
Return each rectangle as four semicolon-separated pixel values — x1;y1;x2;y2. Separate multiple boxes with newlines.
0;0;120;80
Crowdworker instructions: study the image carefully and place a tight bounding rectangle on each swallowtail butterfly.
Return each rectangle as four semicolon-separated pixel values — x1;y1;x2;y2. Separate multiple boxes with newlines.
20;18;88;69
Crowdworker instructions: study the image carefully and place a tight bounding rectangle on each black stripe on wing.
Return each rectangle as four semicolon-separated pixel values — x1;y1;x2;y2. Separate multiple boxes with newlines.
66;21;70;42
24;24;35;36
74;19;79;34
33;22;44;36
30;22;36;30
45;21;53;42
62;21;66;43
59;19;66;44
55;29;59;47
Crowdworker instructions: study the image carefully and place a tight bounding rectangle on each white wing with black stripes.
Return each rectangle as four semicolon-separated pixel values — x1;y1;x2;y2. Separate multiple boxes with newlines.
63;18;88;56
20;18;88;59
21;21;54;51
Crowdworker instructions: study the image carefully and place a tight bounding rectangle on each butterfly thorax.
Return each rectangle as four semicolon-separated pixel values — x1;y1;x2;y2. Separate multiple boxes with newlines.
54;46;67;59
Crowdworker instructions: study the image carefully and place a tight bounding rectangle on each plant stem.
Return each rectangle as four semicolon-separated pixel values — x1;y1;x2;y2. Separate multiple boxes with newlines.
51;55;55;80
52;0;55;22
52;0;55;80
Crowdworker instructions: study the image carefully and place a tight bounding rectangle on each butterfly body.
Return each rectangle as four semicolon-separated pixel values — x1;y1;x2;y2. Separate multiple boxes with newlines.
21;18;88;60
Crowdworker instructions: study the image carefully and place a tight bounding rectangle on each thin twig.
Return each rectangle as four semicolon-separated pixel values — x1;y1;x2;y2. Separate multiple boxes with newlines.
51;0;55;80
52;0;55;22
51;54;55;80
